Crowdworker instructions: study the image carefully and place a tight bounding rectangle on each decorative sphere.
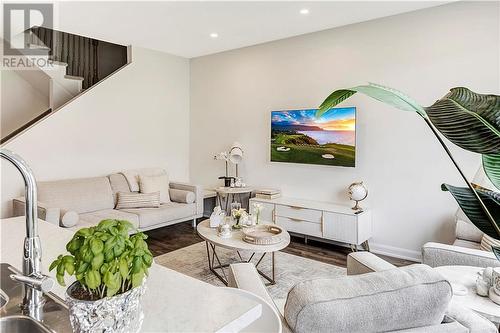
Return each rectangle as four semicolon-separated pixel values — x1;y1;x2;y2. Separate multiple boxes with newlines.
348;182;368;201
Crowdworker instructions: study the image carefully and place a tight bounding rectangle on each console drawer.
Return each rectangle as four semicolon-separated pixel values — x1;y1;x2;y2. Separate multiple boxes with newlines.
276;216;322;237
275;204;322;223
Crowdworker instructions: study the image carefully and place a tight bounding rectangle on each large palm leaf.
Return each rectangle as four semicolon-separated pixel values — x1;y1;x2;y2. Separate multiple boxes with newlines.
441;184;500;238
483;154;500;190
318;83;500;240
425;87;500;154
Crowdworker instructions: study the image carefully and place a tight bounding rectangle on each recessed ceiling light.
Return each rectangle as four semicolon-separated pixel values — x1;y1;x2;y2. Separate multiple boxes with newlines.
300;8;309;15
210;33;219;38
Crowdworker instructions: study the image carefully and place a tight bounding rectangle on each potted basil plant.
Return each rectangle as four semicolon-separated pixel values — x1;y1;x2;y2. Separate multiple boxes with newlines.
50;219;153;333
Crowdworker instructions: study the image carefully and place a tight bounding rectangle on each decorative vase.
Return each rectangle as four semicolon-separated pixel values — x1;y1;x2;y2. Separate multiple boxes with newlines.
66;281;146;333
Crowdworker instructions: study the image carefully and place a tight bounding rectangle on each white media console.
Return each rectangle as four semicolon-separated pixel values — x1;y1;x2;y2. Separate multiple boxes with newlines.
249;196;372;251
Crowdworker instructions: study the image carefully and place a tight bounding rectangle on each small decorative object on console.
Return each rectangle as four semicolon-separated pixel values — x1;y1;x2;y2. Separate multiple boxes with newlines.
348;181;368;211
255;188;281;200
209;206;225;228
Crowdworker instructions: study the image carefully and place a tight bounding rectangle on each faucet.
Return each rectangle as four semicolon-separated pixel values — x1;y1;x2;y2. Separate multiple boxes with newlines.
0;149;54;320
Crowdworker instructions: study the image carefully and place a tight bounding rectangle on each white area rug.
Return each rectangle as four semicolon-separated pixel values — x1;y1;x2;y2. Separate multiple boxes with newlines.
155;241;346;302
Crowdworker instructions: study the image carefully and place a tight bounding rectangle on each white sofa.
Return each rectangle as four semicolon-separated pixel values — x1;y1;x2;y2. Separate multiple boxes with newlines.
13;173;203;231
229;252;497;333
422;219;500;268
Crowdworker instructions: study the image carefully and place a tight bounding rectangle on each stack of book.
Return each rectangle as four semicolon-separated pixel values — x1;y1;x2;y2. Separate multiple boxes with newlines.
255;188;281;200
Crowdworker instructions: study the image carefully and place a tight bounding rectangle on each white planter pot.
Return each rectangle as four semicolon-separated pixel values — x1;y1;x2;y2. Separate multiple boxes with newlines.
66;281;146;333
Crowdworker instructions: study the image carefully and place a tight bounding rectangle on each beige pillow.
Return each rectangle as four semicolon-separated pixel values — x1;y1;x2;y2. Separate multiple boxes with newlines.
139;173;170;203
169;189;195;204
116;191;161;209
60;209;79;228
480;234;500;252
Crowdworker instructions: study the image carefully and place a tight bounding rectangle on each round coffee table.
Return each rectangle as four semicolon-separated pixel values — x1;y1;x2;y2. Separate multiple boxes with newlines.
196;219;290;286
434;265;500;325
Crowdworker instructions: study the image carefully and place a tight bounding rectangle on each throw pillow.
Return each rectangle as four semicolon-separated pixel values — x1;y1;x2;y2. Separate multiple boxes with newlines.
116;191;161;209
139;173;170;203
60;210;79;228
169;189;195;204
480;234;500;252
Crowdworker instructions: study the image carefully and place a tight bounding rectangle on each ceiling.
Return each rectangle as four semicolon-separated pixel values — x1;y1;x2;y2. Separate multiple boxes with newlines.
56;1;450;58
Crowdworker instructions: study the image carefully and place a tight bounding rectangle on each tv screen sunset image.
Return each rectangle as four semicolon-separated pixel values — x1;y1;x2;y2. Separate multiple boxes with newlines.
271;107;356;167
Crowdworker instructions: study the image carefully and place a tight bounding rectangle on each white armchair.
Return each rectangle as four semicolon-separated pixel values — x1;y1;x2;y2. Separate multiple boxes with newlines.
422;219;499;268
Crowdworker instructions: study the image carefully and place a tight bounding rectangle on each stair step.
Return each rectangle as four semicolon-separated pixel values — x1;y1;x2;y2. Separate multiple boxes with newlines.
27;43;50;50
64;75;84;81
49;60;68;67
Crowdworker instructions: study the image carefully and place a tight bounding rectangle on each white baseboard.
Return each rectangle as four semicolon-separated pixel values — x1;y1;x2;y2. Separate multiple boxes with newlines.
369;242;421;262
289;232;422;262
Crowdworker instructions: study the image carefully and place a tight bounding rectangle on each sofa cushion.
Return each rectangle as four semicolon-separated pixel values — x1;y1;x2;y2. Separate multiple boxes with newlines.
120;168;166;192
284;264;452;333
108;173;132;206
116;192;161;209
60;209;79;228
139;173;170;203
480;234;500;252
455;219;483;243
453;239;482;250
169;189;195;204
38;177;114;213
122;202;196;228
79;209;139;228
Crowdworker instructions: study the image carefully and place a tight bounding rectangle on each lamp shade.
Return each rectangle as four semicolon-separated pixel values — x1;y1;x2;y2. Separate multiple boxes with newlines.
229;142;243;164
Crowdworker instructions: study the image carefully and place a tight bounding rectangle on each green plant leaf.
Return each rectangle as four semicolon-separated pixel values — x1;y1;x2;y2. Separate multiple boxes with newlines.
442;183;500;238
49;259;59;272
76;262;88;275
483;154;500;190
76;228;92;237
131;270;144;288
318;83;426;118
90;238;104;255
132;256;143;273
107;287;119;297
56;274;65;286
57;262;65;276
91;252;104;270
85;270;101;290
119;258;128;279
64;257;75;275
493;246;500;261
425;88;500;154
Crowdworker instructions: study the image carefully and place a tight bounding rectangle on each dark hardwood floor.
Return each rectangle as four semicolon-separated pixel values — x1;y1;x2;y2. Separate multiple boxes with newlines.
145;219;415;268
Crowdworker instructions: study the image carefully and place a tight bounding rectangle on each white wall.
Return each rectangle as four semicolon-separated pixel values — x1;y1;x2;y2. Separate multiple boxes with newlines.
1;46;190;217
1;69;50;136
190;2;500;260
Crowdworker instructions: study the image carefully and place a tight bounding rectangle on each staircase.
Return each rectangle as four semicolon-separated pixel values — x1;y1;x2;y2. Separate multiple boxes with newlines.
1;26;129;145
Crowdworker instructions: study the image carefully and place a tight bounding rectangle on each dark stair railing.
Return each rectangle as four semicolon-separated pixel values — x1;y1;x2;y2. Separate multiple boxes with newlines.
1;27;130;146
29;26;128;89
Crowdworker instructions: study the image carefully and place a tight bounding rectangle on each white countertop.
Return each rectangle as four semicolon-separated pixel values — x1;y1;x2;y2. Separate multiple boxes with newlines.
0;217;262;332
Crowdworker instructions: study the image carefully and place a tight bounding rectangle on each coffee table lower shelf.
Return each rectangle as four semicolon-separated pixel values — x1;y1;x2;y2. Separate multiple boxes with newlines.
205;241;276;286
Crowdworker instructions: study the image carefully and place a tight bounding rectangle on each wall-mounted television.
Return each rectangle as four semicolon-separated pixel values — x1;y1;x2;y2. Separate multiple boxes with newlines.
271;107;356;167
